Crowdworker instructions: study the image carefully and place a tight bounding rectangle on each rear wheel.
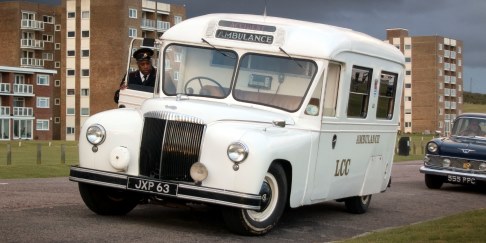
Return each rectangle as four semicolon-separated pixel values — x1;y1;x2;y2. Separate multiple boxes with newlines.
344;195;372;214
78;183;140;215
222;163;288;235
425;174;444;189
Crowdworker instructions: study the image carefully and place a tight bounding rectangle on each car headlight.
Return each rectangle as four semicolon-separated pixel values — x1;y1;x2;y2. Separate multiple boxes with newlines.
227;142;249;163
427;142;438;153
442;158;451;167
479;163;486;171
86;124;106;145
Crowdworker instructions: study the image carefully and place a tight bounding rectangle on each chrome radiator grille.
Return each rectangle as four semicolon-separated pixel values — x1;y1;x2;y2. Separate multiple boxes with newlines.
139;113;205;182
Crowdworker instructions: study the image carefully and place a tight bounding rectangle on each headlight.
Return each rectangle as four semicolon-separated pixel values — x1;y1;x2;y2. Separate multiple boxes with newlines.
227;142;249;163
86;124;106;145
427;142;438;153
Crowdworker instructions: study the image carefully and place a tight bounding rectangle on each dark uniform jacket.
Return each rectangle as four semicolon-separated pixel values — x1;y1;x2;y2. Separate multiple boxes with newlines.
114;68;157;104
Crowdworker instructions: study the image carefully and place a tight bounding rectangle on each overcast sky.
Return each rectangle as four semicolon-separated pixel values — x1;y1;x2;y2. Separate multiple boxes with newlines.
21;0;486;93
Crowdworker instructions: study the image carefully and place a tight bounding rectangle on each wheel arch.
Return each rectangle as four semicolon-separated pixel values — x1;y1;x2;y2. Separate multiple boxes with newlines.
271;159;292;207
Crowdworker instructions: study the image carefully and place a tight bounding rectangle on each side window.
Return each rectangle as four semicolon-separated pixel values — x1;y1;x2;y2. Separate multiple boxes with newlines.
322;63;341;117
347;66;372;118
377;71;398;119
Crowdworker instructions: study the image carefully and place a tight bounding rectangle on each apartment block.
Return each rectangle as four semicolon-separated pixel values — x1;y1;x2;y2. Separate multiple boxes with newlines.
61;0;186;140
386;28;463;135
0;1;62;140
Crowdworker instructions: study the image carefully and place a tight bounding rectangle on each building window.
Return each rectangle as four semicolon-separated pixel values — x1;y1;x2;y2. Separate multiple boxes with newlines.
67;108;75;115
81;88;89;96
82;30;90;38
67;127;75;134
175;53;182;62
347;66;372;118
55;24;61;31
458;47;462;53
55;43;61;50
82;11;90;19
404;44;411;50
458;72;462;78
405;83;412;88
81;49;90;57
67;31;75;38
55;62;60;68
37;75;49;85
458;59;462;66
129;28;137;37
55;117;60;124
55;80;60;87
406;70;411;75
81;69;90;77
439;95;443;102
174;16;182;24
129;8;137;18
42;53;53;60
37;97;50;108
438;56;443;63
81;108;90;116
36;120;49;131
67;12;75;18
67;89;75;95
42;34;53;42
438;43;443;50
67;50;75;57
43;15;54;24
174;71;180;81
405;57;411;62
55;98;60;105
67;69;75;76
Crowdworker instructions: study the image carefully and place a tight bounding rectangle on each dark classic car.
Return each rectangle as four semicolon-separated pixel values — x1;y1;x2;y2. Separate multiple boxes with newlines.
420;113;486;189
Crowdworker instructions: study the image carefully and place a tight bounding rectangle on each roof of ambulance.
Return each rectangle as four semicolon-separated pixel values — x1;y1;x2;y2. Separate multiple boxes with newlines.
162;13;405;64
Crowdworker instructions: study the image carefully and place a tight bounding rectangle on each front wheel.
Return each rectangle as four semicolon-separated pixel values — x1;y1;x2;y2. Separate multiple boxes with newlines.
221;163;288;235
425;174;444;189
344;195;372;214
78;183;140;215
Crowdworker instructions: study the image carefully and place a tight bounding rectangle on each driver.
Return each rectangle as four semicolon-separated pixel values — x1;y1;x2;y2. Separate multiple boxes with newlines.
460;119;486;136
114;48;157;103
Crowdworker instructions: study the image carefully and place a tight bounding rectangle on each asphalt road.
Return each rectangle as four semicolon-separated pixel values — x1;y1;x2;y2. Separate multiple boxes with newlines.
1;161;485;242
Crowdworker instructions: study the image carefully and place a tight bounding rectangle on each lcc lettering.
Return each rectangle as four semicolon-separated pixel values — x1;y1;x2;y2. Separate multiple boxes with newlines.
334;159;351;176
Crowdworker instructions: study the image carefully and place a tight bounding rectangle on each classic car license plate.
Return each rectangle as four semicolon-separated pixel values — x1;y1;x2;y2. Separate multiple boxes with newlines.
447;175;476;185
127;177;178;195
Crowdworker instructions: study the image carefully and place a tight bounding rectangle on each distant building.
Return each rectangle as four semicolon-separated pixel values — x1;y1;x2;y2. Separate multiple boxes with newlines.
61;0;186;140
386;29;463;135
0;1;62;140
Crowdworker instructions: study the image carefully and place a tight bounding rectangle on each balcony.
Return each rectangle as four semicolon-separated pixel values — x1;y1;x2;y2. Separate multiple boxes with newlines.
451;102;457;109
21;19;44;30
0;83;10;93
450;89;457;97
451;76;456;84
13;84;34;96
444;75;450;84
450;51;456;59
444;88;451;97
20;39;44;49
141;19;170;32
444;63;450;71
0;106;10;116
444;50;450;58
13;107;33;116
20;58;44;68
451;64;456;72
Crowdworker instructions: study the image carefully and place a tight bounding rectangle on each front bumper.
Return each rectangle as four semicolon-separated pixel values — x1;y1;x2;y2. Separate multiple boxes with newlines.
70;166;262;210
419;166;486;183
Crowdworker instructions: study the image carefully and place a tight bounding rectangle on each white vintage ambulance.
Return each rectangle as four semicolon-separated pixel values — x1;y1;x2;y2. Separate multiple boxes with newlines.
70;14;404;235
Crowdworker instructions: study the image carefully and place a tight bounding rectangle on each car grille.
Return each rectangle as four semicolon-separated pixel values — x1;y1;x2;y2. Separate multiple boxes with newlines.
139;111;205;182
425;155;486;174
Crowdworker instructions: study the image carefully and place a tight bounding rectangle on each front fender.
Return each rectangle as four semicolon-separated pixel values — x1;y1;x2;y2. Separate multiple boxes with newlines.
199;121;313;195
79;108;143;174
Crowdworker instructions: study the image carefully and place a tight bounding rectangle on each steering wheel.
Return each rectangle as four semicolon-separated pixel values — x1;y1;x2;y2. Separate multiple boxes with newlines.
184;76;225;96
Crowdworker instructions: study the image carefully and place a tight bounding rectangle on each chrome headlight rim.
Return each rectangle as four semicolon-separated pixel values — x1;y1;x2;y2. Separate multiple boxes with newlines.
227;141;249;163
86;124;106;145
427;142;438;153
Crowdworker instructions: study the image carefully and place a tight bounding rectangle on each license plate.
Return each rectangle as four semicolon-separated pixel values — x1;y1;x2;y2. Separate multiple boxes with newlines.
447;175;476;185
127;177;178;195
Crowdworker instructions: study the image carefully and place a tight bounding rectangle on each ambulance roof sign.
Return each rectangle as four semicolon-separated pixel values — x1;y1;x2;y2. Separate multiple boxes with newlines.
218;20;276;32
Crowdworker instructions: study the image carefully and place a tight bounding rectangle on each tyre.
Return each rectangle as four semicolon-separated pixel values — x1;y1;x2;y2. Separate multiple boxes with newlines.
425;174;444;189
78;183;140;215
344;195;372;214
222;163;288;235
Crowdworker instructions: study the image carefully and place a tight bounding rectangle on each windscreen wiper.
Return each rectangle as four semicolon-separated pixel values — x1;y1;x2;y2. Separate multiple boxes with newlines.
201;38;235;59
279;46;304;70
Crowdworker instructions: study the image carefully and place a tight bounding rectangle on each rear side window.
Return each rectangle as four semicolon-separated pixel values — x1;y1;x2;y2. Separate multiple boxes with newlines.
347;66;372;118
377;71;398;119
